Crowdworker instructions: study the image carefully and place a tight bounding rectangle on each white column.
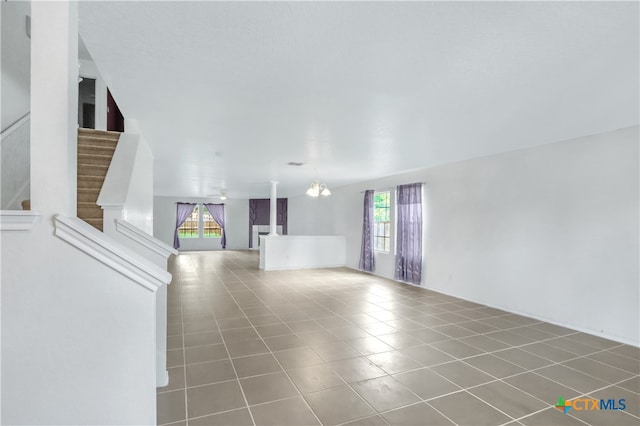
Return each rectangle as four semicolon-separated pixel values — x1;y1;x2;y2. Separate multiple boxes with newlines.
30;2;78;218
269;181;278;236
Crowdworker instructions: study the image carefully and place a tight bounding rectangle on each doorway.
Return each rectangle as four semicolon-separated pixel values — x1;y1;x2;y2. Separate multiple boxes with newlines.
107;89;124;132
77;79;124;132
78;77;96;129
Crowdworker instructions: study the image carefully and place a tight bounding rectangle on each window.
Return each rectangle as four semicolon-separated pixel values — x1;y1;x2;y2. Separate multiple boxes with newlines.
203;208;222;238
178;204;223;239
178;205;199;238
374;191;391;252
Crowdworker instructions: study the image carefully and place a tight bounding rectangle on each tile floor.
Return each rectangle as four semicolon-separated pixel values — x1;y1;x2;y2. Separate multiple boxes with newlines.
157;251;639;426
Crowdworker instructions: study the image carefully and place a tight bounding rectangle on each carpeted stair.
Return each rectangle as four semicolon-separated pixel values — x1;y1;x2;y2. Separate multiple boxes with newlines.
77;128;120;231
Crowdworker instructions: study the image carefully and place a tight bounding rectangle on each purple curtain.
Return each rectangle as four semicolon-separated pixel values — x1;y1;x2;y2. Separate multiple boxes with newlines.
174;203;196;249
359;190;375;272
395;183;423;285
248;199;258;248
277;198;288;235
248;198;288;248
204;203;226;249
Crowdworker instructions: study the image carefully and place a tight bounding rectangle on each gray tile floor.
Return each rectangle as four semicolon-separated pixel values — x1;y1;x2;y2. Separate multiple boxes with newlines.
157;251;640;426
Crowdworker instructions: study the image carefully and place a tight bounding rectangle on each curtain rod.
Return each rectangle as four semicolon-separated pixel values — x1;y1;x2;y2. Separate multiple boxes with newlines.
359;182;425;193
174;202;225;205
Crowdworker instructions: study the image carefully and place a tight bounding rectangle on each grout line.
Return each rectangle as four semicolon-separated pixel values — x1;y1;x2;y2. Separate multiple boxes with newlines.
226;263;390;424
223;267;326;426
233;264;491;425
176;266;190;426
160;251;640;426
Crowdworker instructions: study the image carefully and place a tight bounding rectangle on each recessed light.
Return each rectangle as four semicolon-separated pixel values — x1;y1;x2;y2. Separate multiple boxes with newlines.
288;162;304;166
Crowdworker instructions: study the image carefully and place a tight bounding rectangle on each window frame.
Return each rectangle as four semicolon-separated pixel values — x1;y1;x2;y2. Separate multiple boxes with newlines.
177;205;200;239
177;203;223;240
202;207;223;239
373;190;392;254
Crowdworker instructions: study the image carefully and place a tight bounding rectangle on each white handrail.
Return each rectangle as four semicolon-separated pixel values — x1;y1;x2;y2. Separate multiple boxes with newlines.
1;112;30;138
54;215;171;291
114;219;178;258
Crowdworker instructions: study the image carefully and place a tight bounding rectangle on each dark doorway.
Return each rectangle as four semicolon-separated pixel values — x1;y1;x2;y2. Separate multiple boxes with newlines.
107;89;125;132
78;77;96;129
82;104;95;129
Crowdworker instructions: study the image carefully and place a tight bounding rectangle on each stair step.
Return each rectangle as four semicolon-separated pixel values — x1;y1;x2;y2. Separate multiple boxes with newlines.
78;163;109;171
78;206;103;218
77;152;114;166
78;137;118;148
78;171;107;180
76;129;119;233
77;201;101;208
78;128;121;140
78;143;116;156
78;168;108;179
78;188;100;203
78;174;106;189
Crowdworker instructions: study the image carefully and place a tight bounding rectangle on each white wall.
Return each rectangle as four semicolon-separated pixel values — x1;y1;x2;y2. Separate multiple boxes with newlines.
1;1;31;211
288;194;336;235
1;1;30;131
260;235;346;270
1;3;158;422
154;196;249;251
293;126;639;345
122;136;154;234
99;133;154;235
1;221;157;425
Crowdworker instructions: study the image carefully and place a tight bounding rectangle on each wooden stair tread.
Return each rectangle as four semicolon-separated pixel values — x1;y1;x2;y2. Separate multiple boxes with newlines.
78;128;121;138
78;174;108;179
77;129;120;232
78;139;118;146
78;165;110;172
78;152;114;158
78;133;120;142
78;165;109;170
78;138;118;148
78;144;116;153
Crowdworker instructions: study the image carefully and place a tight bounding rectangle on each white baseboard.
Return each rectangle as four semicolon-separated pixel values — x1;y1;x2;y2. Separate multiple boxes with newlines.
156;370;169;388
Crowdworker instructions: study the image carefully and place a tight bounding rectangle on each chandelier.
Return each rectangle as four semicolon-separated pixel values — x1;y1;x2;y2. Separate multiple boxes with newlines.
306;181;331;197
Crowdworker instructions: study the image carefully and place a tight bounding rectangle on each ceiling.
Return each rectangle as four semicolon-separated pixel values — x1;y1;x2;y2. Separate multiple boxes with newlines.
78;1;639;199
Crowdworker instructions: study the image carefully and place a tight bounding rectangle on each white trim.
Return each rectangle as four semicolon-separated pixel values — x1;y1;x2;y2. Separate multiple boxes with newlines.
54;215;170;292
0;210;41;231
115;218;178;259
157;370;169;388
1;113;30;138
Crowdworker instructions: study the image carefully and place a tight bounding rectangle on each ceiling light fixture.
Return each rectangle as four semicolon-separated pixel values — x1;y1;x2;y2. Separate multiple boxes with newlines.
219;190;227;201
306;181;331;197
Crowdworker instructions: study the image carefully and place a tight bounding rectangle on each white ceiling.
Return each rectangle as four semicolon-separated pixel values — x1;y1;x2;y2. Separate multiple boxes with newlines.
78;1;639;199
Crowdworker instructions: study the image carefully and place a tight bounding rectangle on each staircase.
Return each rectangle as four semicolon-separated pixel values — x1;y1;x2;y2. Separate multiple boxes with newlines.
77;128;120;231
